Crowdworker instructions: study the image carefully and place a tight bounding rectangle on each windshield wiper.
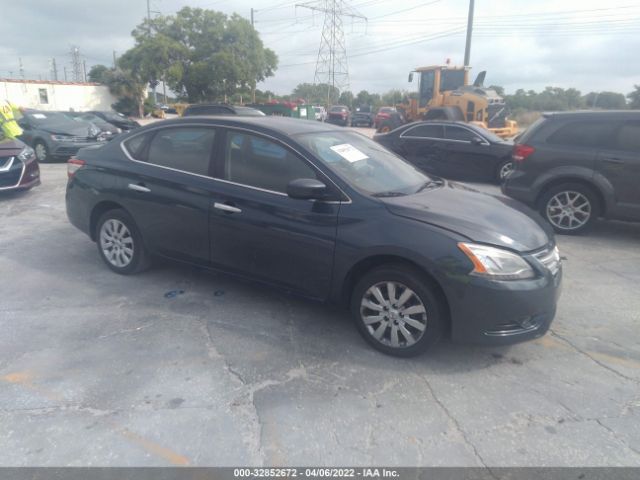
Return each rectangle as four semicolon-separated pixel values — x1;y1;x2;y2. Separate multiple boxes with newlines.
415;179;443;193
372;191;407;198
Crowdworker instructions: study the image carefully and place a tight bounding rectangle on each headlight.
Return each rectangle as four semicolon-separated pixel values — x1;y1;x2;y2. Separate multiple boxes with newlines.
89;126;100;137
17;146;35;161
51;134;70;141
458;243;535;280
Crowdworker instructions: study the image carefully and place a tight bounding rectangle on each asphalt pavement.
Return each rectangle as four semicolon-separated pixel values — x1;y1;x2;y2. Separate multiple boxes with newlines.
1;162;639;467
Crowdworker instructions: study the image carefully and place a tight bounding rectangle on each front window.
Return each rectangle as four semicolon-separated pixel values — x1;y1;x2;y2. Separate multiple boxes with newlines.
419;71;435;108
224;132;316;193
295;131;433;197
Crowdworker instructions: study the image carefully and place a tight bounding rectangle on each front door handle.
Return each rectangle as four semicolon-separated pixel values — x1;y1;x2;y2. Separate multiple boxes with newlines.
213;202;242;214
128;183;151;193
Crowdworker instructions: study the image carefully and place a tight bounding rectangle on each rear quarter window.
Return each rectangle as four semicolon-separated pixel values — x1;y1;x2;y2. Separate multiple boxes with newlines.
546;120;615;148
122;132;152;160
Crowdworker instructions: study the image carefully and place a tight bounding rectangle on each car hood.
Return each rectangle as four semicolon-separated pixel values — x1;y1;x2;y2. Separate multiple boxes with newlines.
39;122;93;136
0;137;26;155
381;181;553;252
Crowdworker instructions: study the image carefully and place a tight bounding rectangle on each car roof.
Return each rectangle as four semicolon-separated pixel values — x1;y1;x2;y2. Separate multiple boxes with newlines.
148;115;346;135
542;110;640;120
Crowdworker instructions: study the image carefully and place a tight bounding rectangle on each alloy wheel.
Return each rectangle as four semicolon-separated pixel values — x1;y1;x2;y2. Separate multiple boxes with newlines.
35;143;48;162
546;190;592;231
360;281;427;348
499;161;514;180
99;219;135;268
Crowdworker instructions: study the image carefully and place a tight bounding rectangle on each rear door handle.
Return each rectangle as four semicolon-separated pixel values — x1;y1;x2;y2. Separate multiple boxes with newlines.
128;183;151;193
602;157;625;165
213;202;242;214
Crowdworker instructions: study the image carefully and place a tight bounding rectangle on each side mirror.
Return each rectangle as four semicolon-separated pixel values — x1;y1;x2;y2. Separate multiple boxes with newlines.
408;72;414;83
287;178;327;200
471;136;485;146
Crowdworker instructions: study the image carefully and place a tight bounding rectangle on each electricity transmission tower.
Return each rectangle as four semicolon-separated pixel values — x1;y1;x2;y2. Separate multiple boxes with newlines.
70;46;83;82
297;0;366;105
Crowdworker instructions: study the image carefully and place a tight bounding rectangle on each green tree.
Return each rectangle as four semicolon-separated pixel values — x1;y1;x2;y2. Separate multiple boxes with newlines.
291;83;339;105
627;85;640;109
121;7;277;103
104;68;147;117
354;90;381;109
338;90;354;108
583;91;627;109
87;64;111;83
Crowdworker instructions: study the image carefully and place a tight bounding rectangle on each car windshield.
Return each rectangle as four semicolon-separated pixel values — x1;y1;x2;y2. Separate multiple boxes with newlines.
295;131;435;196
330;106;346;112
470;125;504;143
102;112;127;122
26;112;76;126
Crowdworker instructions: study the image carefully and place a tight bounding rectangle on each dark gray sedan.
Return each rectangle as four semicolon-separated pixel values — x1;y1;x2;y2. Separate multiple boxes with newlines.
18;111;107;162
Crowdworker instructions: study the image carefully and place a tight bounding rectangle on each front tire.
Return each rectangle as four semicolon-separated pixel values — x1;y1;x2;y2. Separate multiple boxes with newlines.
351;264;445;357
96;209;151;274
34;141;51;163
538;183;600;235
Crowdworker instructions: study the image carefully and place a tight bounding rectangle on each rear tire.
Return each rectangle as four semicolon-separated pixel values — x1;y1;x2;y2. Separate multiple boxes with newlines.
96;209;151;274
350;264;445;357
538;183;600;235
496;159;514;183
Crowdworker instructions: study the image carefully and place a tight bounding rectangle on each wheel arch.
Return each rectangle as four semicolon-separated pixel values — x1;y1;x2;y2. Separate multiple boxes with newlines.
535;176;607;216
89;201;130;241
340;254;452;334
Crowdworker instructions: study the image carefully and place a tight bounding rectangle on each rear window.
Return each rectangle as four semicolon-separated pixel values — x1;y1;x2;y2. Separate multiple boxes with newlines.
546;120;615;148
330;107;347;113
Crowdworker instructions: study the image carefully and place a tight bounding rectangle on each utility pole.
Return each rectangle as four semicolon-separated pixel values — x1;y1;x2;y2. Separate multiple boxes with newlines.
251;8;254;26
51;58;58;81
113;51;117;68
82;60;87;82
463;0;475;67
19;58;24;79
250;8;256;103
63;67;68;82
297;0;366;106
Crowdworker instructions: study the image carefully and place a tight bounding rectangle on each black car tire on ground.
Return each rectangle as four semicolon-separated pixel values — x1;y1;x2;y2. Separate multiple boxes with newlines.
34;141;51;163
538;182;600;235
496;159;514;183
351;264;445;357
96;209;151;274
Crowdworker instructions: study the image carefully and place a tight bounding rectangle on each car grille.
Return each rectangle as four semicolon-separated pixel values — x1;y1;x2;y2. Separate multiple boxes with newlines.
66;136;94;143
533;247;561;276
54;146;81;156
0;157;24;189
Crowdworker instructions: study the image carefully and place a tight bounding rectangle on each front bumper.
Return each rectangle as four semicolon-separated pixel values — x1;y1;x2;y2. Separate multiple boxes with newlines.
0;158;40;192
51;141;104;158
447;254;562;345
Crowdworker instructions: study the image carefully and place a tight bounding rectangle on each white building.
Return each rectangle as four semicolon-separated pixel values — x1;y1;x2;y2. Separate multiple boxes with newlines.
0;78;117;112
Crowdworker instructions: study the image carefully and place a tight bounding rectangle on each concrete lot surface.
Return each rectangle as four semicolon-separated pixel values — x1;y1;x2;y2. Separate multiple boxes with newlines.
1;163;639;467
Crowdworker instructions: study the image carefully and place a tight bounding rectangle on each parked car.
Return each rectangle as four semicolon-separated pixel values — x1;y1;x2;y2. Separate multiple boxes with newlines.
64;111;121;140
503;111;640;234
86;111;140;132
182;104;266;117
374;121;514;183
66;116;561;356
326;105;351;126
17;111;107;162
351;110;374;128
313;106;327;122
375;107;403;131
0;137;40;192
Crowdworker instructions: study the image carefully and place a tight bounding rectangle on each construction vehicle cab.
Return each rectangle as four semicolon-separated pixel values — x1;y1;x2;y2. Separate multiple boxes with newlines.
393;65;517;138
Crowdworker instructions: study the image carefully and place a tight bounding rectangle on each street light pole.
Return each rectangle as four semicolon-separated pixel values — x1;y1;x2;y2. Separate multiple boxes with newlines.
463;0;475;67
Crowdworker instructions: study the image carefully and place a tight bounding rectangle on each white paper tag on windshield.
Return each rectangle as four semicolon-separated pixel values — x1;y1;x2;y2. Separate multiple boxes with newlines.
32;113;46;119
330;143;369;163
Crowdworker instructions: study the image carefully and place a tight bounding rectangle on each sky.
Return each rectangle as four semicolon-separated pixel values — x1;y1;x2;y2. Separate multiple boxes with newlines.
2;0;640;97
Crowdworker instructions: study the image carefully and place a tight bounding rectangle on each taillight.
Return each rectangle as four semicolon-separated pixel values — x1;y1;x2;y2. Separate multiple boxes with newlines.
67;158;85;178
512;144;535;162
378;113;390;119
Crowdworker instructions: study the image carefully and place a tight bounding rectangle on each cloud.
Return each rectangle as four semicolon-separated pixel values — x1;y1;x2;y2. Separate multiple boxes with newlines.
3;0;639;97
